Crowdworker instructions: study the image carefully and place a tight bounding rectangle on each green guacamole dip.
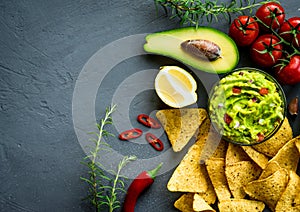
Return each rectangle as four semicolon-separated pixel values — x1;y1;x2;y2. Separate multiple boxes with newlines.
209;69;285;145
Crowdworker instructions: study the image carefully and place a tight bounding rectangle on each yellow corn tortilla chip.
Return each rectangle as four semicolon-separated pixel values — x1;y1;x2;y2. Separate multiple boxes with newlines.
259;161;281;180
195;122;227;163
168;118;216;200
196;117;212;141
253;118;292;157
194;120;220;205
244;168;289;211
197;170;217;205
194;118;215;155
188;115;227;162
268;136;300;172
225;161;262;199
156;108;207;152
174;193;194;212
167;142;208;193
210;139;228;159
295;190;300;206
218;199;265;212
295;138;300;155
193;193;216;212
225;143;250;165
205;158;231;201
276;171;300;212
242;146;269;169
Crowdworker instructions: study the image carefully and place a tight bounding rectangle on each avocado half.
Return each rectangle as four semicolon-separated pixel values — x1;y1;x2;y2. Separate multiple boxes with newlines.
144;27;239;74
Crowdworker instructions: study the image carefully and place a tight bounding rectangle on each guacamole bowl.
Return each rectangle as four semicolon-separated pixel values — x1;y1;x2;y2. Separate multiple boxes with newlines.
208;68;286;146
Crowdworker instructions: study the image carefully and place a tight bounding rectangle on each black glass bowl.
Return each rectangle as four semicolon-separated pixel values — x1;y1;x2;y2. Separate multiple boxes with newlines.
208;67;287;146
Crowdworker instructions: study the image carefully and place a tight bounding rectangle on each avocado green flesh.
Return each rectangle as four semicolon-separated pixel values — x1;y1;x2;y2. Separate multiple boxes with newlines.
144;27;239;74
209;70;285;144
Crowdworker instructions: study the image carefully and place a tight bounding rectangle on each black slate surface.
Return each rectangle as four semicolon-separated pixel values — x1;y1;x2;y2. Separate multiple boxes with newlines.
0;0;299;212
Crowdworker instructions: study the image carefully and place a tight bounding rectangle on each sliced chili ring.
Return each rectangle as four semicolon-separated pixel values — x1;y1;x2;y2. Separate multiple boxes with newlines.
119;128;143;141
145;133;164;151
137;114;161;129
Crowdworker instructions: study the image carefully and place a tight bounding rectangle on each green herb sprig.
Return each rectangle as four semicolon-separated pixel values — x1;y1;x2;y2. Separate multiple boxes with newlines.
155;0;275;26
81;104;136;212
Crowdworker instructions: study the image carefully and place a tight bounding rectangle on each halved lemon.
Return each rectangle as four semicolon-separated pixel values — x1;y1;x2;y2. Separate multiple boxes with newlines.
154;66;197;108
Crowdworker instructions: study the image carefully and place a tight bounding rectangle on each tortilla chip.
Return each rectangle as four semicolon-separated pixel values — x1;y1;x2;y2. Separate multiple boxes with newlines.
259;161;281;180
295;185;300;206
196;117;212;141
242;146;269;169
167;142;208;193
156;108;207;152
205;158;231;201
253;118;292;157
195;122;227;162
194;118;214;154
225;161;262;199
276;171;300;211
211;139;228;159
268;136;300;172
295;138;300;155
244;168;289;211
193;120;219;205
174;193;194;212
193;193;215;212
218;199;265;212
197;172;217;205
225;143;250;165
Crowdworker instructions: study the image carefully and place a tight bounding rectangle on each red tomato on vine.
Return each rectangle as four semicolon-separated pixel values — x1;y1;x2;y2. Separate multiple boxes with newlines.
229;16;260;47
275;55;300;85
255;2;285;30
279;17;300;48
250;34;283;68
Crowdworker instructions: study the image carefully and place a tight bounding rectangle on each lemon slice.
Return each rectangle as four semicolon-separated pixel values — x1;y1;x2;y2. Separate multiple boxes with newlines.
154;66;197;108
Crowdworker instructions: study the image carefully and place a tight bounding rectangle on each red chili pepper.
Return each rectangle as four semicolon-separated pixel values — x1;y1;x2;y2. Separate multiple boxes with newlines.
123;163;163;212
137;114;161;129
119;128;143;140
145;133;164;151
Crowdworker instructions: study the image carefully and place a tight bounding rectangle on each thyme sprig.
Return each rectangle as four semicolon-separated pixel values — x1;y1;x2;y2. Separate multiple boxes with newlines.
155;0;275;26
81;104;136;212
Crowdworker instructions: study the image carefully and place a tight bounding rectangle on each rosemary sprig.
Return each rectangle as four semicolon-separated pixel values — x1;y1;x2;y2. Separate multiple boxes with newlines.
155;0;275;26
81;104;136;212
105;155;137;212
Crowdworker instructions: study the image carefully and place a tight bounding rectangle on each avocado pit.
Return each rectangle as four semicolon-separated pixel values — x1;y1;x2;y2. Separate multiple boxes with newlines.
181;39;221;61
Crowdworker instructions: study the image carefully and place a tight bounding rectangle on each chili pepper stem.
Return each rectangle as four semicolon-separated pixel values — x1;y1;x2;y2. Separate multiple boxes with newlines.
147;163;163;179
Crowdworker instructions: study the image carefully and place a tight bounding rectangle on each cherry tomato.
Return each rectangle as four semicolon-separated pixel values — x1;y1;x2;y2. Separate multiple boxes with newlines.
275;55;300;85
229;16;260;47
255;2;285;30
278;17;300;48
250;34;283;68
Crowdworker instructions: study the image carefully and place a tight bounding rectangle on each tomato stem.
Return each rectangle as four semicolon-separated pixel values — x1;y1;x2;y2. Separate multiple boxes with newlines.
255;16;300;56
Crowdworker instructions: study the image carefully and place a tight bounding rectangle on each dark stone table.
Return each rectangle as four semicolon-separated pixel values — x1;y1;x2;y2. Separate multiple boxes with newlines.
0;0;299;211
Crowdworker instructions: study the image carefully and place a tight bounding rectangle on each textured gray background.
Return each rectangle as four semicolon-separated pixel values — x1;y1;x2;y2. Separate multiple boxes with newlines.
0;0;299;212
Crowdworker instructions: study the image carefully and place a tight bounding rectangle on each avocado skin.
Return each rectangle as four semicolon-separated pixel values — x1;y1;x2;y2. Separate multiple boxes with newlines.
144;27;239;74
